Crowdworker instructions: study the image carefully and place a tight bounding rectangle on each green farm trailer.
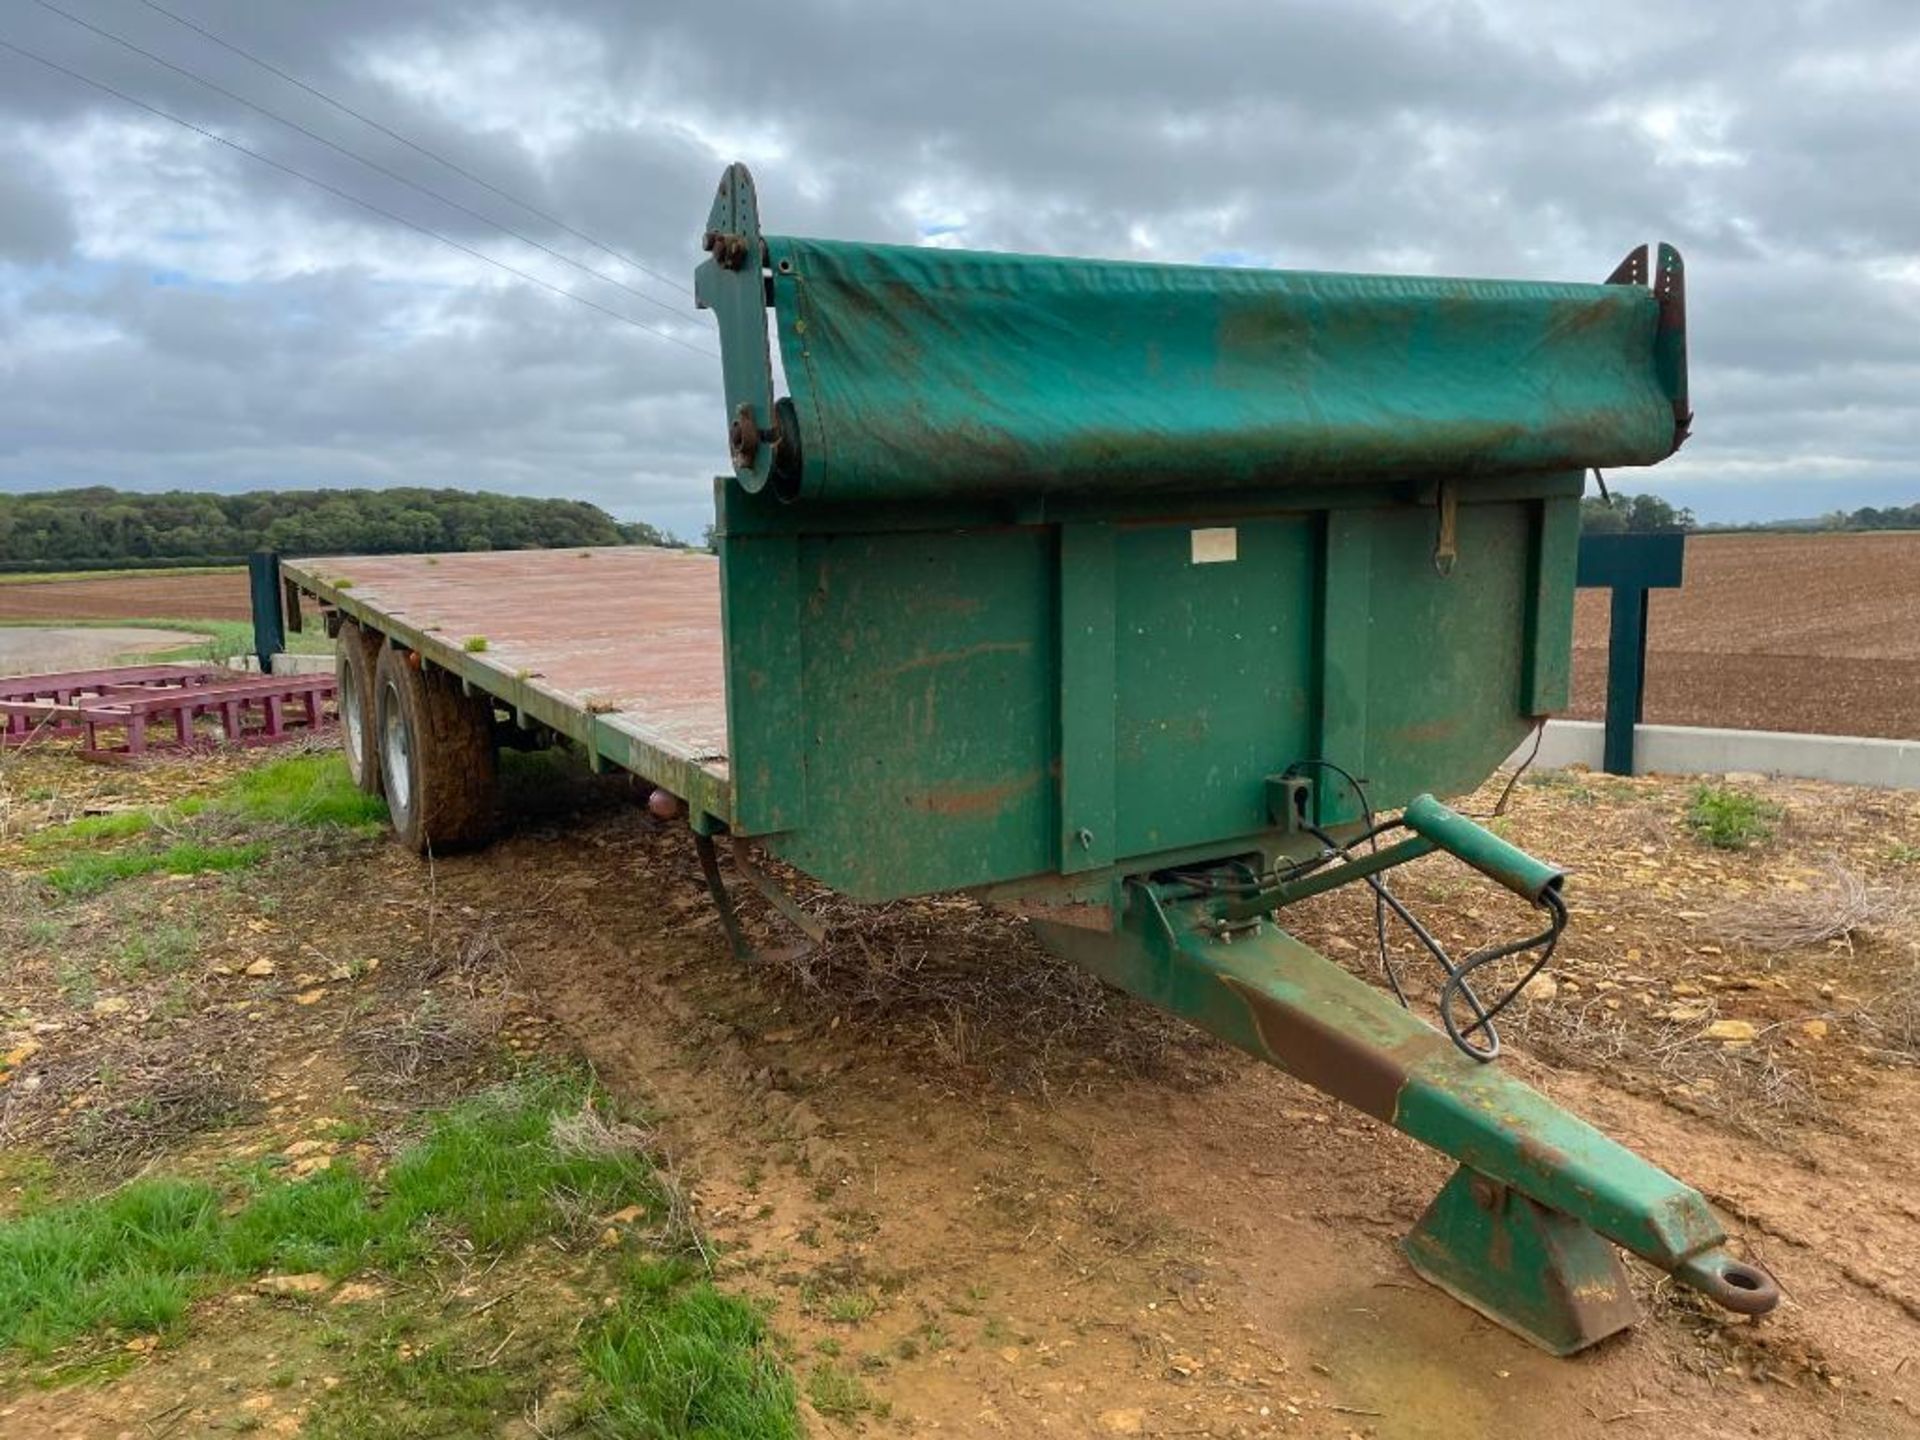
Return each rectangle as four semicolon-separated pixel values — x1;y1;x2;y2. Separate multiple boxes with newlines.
276;164;1778;1355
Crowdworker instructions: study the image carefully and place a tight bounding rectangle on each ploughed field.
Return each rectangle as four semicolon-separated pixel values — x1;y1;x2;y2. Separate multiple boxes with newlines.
0;569;249;623
1571;532;1920;740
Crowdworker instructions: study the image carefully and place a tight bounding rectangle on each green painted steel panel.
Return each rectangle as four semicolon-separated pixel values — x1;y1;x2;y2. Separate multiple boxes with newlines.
765;527;1057;898
1314;512;1373;826
765;236;1678;504
728;488;1577;899
1058;524;1118;873
1524;495;1580;715
1112;517;1316;855
718;521;807;833
1356;502;1536;805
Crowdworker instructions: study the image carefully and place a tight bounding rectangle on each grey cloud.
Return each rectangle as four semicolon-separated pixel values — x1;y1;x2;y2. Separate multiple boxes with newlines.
0;150;74;261
2;0;1920;532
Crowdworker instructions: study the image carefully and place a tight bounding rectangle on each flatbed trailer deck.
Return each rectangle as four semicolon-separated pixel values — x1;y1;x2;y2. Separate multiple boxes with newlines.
284;546;733;822
269;163;1785;1358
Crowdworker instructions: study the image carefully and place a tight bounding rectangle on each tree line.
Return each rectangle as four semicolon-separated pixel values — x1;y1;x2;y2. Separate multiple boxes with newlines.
1579;491;1694;534
1583;491;1920;535
1810;502;1920;532
0;487;675;570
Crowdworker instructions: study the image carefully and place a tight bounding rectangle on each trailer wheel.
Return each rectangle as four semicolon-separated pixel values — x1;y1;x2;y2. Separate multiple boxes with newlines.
335;620;383;794
373;643;497;853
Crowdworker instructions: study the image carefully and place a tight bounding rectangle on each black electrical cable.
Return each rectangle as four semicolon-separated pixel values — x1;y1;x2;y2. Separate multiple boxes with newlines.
27;0;694;322
0;36;717;359
1478;716;1546;821
1288;756;1565;1063
1161;753;1568;1063
1284;760;1404;1008
131;0;693;298
1437;888;1567;1062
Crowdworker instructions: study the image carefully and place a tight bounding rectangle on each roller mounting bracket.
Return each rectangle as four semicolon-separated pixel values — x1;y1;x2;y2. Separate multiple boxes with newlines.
695;162;783;493
1605;241;1690;454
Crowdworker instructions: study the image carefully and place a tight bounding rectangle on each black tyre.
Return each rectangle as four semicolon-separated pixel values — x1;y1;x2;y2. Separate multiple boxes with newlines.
373;643;497;853
335;620;384;794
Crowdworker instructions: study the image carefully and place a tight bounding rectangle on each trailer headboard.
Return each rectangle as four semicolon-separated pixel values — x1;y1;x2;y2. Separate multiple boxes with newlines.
696;164;1683;903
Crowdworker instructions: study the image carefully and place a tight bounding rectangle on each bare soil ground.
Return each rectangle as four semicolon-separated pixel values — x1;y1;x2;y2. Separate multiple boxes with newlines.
3;740;1917;1439
1571;533;1920;739
0;570;250;623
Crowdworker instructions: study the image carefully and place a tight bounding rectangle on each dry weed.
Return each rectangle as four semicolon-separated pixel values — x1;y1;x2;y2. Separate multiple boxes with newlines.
1710;859;1909;954
749;886;1224;1094
349;991;505;1097
0;1027;259;1168
69;1067;259;1165
1515;995;1827;1136
549;1103;654;1160
545;1101;713;1266
1854;958;1920;1064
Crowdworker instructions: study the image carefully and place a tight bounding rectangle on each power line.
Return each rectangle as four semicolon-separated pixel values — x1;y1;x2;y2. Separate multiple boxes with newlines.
27;0;692;322
131;0;692;298
0;35;717;359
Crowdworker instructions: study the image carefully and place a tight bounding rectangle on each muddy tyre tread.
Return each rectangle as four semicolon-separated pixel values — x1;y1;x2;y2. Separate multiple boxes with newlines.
373;643;497;853
335;620;383;795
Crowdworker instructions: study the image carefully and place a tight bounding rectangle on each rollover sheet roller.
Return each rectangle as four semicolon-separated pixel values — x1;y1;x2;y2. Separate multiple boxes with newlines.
697;163;1689;505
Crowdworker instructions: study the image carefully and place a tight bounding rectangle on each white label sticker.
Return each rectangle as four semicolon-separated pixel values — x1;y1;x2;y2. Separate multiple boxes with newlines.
1190;527;1238;564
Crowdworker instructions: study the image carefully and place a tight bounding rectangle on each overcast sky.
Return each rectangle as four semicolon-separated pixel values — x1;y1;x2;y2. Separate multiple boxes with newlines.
3;0;1918;537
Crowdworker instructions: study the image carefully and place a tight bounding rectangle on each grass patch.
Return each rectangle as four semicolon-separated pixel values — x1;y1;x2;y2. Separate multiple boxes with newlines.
24;810;157;850
462;635;489;653
1685;784;1782;850
806;1360;885;1421
582;1259;799;1440
0;1152;66;1221
306;1320;544;1439
29;755;385;897
0;1072;656;1359
221;753;387;829
43;841;267;899
113;921;201;978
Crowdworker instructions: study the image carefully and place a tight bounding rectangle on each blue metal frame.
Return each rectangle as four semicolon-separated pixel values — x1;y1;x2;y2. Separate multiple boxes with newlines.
248;550;285;675
1575;532;1686;774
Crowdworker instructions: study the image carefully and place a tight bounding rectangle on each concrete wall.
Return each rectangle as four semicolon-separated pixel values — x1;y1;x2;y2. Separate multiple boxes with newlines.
229;651;337;676
1514;720;1920;789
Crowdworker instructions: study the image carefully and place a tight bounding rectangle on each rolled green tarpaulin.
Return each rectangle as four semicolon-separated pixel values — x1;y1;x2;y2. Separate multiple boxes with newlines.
764;236;1680;503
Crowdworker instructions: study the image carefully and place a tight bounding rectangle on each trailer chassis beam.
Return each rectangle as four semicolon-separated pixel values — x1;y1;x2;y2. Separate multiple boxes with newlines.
1028;834;1779;1354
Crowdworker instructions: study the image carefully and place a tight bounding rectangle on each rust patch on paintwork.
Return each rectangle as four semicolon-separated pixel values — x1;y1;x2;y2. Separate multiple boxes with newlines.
1220;975;1407;1122
907;770;1042;818
1388;717;1461;746
883;640;1032;677
1514;1132;1572;1180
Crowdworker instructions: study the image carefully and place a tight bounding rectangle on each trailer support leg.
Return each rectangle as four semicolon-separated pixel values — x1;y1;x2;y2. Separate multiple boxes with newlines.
692;831;753;962
1403;1165;1638;1355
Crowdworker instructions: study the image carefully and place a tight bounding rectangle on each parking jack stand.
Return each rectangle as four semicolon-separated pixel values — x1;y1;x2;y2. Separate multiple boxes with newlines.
1402;1166;1639;1355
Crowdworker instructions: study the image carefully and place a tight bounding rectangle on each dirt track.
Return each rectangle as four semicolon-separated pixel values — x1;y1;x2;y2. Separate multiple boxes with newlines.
458;767;1920;1439
1570;533;1920;739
